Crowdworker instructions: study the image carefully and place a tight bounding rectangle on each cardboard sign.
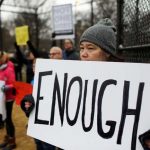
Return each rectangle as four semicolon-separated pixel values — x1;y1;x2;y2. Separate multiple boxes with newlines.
15;25;29;45
27;59;150;150
52;4;74;39
13;81;33;105
0;81;6;121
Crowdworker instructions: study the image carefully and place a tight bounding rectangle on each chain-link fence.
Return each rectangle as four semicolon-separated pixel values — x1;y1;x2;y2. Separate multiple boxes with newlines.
117;0;150;49
117;0;150;62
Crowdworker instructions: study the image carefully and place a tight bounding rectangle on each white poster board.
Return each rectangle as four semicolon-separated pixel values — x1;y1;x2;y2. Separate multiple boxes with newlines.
28;59;150;150
0;81;6;120
52;4;74;39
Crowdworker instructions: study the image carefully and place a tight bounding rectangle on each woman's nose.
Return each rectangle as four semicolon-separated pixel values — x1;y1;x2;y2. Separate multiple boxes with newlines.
80;49;88;57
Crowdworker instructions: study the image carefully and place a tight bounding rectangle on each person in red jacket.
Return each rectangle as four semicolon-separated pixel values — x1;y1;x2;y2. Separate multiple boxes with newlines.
0;51;16;150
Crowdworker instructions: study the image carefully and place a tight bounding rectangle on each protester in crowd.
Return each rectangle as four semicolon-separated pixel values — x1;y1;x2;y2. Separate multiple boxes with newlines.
0;51;16;150
14;43;35;83
63;39;79;60
21;46;63;150
24;50;35;83
49;46;62;59
79;18;119;62
14;41;48;83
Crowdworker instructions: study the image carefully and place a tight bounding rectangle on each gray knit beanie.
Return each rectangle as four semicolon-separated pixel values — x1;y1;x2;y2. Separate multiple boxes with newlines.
80;18;116;56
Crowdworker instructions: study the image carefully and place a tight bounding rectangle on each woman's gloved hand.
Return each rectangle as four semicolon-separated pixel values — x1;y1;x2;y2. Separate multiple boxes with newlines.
21;94;35;117
139;130;150;149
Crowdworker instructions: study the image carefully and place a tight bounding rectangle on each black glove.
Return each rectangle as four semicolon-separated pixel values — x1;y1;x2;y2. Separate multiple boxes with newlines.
21;94;35;117
139;130;150;149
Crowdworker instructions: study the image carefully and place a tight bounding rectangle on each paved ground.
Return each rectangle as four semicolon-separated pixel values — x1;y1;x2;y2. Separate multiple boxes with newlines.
0;102;36;150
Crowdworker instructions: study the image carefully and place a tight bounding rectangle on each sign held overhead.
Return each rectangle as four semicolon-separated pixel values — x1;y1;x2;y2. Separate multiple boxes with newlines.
52;4;74;39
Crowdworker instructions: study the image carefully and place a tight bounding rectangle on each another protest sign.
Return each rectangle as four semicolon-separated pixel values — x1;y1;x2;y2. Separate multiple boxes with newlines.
27;59;150;150
15;25;29;45
0;81;6;121
52;4;74;39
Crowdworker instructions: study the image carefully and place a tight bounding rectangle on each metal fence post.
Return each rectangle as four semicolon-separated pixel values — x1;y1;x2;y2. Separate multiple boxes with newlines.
0;0;4;50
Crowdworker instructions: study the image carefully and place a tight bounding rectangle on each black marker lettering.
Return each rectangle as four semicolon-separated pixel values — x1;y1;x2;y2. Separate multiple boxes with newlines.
97;79;117;139
35;71;53;124
82;80;98;132
50;73;68;126
66;76;82;126
117;81;144;150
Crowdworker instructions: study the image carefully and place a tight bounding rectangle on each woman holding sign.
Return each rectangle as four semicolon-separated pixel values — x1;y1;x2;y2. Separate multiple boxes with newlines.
21;18;120;150
79;18;119;62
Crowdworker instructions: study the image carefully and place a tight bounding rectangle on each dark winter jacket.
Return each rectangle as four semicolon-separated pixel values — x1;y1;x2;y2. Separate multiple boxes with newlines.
63;48;79;60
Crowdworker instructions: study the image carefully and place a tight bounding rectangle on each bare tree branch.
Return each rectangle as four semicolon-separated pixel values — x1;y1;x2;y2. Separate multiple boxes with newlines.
37;0;47;8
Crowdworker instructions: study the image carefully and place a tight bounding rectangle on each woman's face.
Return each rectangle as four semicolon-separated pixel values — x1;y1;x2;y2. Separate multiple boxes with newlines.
80;41;110;61
28;52;35;60
64;39;73;51
0;54;7;65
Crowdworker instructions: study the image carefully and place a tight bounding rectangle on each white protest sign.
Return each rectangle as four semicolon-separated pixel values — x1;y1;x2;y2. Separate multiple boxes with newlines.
0;81;6;120
28;59;150;150
52;4;74;39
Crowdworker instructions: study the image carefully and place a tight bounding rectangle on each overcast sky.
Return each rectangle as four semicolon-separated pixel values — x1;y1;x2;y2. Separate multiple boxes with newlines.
1;0;89;21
